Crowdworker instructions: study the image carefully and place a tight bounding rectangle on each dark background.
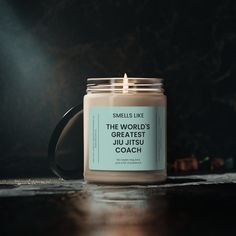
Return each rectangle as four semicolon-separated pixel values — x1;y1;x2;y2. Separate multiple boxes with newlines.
0;0;235;178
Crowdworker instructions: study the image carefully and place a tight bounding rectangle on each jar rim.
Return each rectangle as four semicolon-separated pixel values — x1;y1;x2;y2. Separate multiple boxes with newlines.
86;77;164;93
87;77;163;83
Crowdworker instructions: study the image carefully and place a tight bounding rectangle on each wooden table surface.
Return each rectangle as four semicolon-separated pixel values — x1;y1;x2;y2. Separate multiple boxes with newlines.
0;174;236;236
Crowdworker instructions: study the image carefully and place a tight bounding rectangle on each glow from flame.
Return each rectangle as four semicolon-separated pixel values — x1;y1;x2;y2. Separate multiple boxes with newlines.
123;73;128;93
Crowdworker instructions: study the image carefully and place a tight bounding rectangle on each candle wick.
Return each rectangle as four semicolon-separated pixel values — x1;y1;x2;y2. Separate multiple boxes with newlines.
123;73;128;93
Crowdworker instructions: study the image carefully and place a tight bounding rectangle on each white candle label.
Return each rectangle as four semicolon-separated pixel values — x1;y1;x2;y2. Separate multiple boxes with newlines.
89;106;166;171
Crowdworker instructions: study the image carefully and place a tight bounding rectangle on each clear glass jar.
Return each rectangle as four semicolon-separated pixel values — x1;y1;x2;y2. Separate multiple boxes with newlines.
84;77;166;184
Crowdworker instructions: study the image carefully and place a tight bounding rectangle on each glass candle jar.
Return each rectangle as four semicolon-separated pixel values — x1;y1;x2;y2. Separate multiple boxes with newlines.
84;76;166;184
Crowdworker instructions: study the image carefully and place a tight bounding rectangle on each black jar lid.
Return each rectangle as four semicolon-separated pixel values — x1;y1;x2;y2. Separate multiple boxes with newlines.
48;104;83;179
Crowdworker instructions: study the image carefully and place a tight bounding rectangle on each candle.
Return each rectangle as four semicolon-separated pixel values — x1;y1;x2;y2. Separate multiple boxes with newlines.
84;75;166;183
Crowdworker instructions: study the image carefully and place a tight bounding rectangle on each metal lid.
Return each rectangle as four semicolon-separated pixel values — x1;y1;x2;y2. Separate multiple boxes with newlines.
48;104;83;179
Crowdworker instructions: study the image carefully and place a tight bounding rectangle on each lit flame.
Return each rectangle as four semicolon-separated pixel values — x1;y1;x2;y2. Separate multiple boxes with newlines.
123;73;128;92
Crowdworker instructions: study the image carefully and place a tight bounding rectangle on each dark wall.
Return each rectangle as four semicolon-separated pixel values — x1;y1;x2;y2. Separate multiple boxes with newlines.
0;0;236;177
